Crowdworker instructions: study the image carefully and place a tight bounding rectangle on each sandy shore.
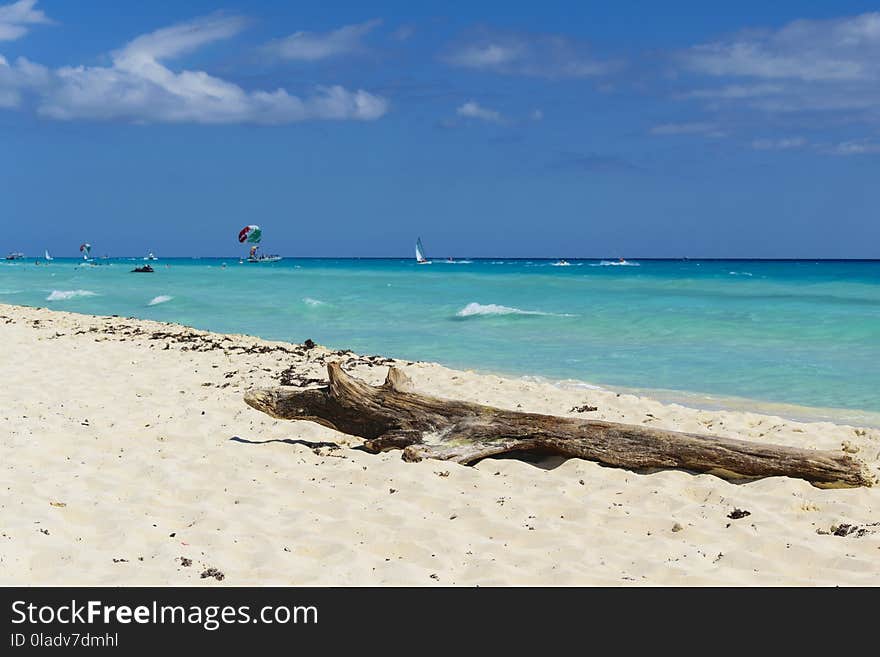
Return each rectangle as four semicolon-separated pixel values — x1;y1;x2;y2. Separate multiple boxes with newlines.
1;303;878;585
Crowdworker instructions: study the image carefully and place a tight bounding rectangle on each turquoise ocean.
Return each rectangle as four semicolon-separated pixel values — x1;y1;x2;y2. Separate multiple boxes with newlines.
2;257;878;425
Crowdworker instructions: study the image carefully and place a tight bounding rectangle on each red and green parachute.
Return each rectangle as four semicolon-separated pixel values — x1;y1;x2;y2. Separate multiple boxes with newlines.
237;225;262;244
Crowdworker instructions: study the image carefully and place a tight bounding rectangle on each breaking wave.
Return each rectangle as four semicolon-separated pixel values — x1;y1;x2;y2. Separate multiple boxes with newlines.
590;260;640;267
303;297;327;307
46;290;97;301
456;302;574;318
148;295;173;306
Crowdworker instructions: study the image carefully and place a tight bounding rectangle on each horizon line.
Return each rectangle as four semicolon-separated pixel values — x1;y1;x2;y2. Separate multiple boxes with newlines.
9;256;880;262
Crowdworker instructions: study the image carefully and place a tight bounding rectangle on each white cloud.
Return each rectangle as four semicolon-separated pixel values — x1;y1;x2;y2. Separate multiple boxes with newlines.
457;100;502;122
0;14;389;124
681;83;785;100
449;43;522;69
392;24;415;42
673;12;880;140
266;19;381;61
650;122;725;137
444;30;618;79
0;53;48;107
751;137;807;150
829;140;880;155
0;0;48;42
682;13;880;82
530;109;543;121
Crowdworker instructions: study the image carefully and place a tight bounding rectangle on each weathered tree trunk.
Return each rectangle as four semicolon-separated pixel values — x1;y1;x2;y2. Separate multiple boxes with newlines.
244;363;873;488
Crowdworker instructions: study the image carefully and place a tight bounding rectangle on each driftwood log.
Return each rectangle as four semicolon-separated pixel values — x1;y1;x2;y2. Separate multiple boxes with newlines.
244;363;873;489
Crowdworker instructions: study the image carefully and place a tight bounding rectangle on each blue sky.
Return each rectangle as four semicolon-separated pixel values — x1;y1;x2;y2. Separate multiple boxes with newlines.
1;0;879;258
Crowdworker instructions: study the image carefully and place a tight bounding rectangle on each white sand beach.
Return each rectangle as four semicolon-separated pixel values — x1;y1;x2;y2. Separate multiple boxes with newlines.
1;303;878;586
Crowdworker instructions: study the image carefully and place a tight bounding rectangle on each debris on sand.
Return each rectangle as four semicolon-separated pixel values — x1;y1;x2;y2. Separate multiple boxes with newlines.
200;567;225;581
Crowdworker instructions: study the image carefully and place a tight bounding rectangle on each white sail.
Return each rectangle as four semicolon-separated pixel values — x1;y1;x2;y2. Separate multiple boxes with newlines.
415;237;428;263
44;250;52;261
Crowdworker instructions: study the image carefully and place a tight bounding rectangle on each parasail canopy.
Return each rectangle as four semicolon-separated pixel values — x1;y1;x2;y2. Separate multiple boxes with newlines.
238;225;262;244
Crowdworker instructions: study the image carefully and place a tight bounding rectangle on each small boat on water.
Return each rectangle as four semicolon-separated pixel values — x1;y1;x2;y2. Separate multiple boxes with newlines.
415;237;431;264
144;252;157;261
238;224;282;263
5;252;24;261
552;259;571;266
246;246;282;263
131;265;154;273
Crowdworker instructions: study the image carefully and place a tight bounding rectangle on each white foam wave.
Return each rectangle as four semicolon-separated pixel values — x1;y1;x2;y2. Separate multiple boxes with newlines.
590;260;640;267
303;297;327;307
148;295;173;306
521;375;605;391
46;289;97;301
728;271;753;277
456;302;574;318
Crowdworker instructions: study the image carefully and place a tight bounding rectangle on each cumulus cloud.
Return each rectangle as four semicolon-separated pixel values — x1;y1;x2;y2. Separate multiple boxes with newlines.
0;53;48;107
444;29;618;79
457;100;502;122
266;19;381;61
751;137;807;150
0;14;388;124
0;0;48;42
650;122;725;137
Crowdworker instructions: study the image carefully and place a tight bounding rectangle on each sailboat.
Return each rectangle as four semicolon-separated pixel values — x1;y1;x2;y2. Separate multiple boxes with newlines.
144;252;157;261
238;224;282;263
44;249;53;261
415;237;431;265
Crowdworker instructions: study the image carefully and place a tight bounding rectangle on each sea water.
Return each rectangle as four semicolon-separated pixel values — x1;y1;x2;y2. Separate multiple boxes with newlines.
2;258;878;424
